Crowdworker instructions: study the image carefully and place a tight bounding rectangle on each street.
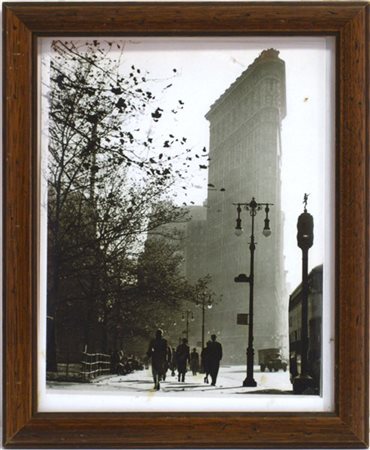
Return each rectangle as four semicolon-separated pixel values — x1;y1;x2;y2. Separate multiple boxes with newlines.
47;365;293;396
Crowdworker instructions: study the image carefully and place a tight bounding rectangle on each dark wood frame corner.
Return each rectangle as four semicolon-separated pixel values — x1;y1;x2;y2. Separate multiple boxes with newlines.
3;2;369;448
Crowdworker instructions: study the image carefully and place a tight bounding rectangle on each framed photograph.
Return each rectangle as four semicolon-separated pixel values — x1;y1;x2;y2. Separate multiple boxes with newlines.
3;2;369;448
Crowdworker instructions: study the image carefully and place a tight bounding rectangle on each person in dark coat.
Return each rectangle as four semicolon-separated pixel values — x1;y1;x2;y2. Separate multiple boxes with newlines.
176;338;190;382
207;334;223;386
190;348;200;375
169;347;177;376
201;341;211;383
147;329;169;390
161;345;172;381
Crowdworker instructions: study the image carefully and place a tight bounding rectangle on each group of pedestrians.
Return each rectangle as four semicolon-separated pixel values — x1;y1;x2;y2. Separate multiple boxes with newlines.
146;329;222;390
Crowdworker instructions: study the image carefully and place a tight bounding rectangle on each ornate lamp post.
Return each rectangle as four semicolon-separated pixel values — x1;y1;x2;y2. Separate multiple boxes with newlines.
196;293;213;351
233;197;273;387
181;310;194;342
294;194;315;394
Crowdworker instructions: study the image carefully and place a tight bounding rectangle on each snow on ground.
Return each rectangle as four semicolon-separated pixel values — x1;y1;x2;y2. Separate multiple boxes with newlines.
47;365;293;397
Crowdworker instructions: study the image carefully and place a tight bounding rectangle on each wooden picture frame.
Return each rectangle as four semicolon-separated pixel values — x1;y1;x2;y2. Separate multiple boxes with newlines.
3;2;369;448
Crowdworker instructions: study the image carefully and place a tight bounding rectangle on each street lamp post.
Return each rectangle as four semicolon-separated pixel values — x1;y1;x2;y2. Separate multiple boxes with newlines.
181;310;194;342
234;197;273;387
196;294;213;351
294;193;315;394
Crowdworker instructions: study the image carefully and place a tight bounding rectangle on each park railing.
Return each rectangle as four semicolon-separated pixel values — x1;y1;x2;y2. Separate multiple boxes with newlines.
46;362;82;382
81;351;111;381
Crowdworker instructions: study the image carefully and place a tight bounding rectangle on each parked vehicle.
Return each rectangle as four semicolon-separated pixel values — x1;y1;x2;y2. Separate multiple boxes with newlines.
258;348;287;372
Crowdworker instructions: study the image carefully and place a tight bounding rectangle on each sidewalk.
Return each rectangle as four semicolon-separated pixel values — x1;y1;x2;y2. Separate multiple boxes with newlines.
47;365;293;396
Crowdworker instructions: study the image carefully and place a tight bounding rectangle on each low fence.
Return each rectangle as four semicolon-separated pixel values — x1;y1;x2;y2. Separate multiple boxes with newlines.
56;362;81;378
47;352;142;382
81;351;111;381
46;362;82;382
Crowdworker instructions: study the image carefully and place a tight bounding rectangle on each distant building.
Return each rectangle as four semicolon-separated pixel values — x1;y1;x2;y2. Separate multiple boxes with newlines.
146;210;188;276
146;205;207;278
183;206;207;282
195;49;288;363
145;205;207;346
289;264;323;392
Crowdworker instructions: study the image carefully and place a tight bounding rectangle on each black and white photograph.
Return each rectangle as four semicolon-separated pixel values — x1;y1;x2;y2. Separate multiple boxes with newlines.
38;37;335;412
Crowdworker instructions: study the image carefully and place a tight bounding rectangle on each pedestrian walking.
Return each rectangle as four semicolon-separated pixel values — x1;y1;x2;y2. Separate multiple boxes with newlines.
207;334;223;386
176;338;190;382
201;341;211;383
190;348;200;375
169;347;177;376
161;345;172;381
147;329;169;390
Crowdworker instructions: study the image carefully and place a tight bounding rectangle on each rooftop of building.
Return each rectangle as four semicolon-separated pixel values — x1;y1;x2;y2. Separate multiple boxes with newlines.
205;48;285;120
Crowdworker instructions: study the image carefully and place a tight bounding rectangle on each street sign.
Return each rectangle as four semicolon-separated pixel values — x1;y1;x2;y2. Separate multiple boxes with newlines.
237;313;249;325
234;273;250;283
